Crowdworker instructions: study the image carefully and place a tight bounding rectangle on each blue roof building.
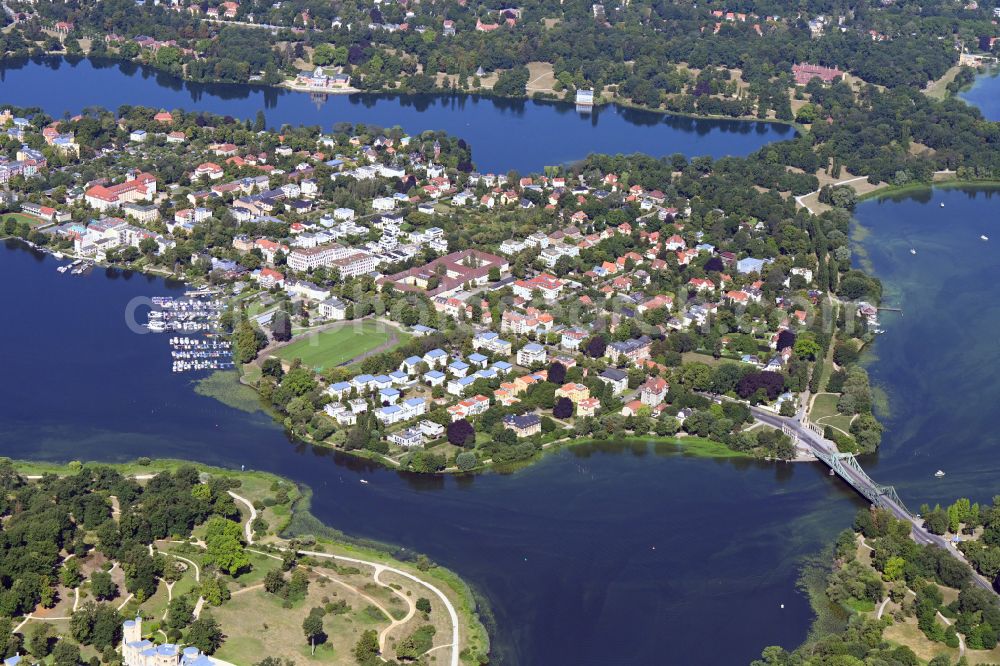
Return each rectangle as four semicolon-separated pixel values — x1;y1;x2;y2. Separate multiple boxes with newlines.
736;257;774;275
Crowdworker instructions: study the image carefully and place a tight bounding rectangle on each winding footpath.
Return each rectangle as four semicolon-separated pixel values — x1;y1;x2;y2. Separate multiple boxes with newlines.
298;549;459;666
228;491;459;666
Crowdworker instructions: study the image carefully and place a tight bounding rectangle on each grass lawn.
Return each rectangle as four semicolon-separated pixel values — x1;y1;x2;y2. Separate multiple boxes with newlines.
227;551;283;588
811;393;855;435
924;64;963;100
211;578;385;665
560;435;748;460
883;617;959;663
809;393;852;429
241;363;263;386
273;321;407;372
650;436;750;459
843;598;876;613
681;352;726;367
810;393;839;420
2;212;46;228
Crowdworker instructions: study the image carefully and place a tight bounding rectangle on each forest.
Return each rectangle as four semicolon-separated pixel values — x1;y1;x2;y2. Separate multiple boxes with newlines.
753;508;1000;665
0;459;240;662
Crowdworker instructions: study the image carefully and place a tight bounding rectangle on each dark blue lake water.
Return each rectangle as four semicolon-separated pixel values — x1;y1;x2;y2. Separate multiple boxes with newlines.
852;186;1000;506
960;69;1000;121
0;241;855;664
0;56;794;173
3;57;998;663
5;187;1000;663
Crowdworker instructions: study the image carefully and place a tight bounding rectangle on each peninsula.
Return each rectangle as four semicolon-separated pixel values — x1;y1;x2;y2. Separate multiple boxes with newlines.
755;501;1000;665
2;100;890;476
0;457;490;665
5;0;1000;653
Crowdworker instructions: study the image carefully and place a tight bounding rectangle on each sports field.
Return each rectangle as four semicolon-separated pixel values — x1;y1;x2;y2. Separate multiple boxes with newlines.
273;320;405;371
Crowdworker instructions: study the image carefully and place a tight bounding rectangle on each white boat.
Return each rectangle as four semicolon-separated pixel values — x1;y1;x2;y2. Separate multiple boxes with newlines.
360;479;369;485
981;235;989;241
940;202;945;207
910;248;916;255
935;470;946;478
57;265;68;273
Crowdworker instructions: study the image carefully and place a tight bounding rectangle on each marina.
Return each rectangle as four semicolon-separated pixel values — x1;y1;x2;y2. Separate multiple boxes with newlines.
55;259;94;276
145;297;234;372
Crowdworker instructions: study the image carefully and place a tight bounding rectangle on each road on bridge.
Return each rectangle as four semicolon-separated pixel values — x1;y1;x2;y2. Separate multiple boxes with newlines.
752;407;996;595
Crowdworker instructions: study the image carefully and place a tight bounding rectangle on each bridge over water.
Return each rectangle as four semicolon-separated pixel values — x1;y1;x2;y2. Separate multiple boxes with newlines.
750;407;996;593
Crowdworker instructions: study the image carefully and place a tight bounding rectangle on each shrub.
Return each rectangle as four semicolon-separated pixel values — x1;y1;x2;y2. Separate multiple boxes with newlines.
455;451;478;472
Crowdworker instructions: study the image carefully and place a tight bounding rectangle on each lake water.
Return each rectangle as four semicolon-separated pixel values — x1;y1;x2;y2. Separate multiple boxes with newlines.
0;56;794;173
0;240;856;664
3;57;999;662
960;68;1000;120
4;186;1000;662
852;186;1000;507
5;187;1000;661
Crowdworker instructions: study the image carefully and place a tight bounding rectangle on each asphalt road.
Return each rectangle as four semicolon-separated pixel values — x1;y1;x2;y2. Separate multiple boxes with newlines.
752;407;996;594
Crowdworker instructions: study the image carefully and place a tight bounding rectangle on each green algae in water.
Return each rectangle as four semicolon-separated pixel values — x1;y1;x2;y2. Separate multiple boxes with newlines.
193;371;263;413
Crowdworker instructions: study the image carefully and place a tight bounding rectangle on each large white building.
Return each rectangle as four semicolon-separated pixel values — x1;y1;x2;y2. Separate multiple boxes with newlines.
286;243;351;271
332;250;378;278
122;616;229;666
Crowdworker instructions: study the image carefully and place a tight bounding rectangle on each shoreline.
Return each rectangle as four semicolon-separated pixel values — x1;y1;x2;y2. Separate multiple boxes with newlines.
0;53;797;133
8;455;493;661
5;241;809;476
856;177;1000;203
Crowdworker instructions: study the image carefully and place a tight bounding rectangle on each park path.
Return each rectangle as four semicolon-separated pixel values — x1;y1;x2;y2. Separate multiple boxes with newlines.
232;488;458;666
228;491;257;544
937;611;966;658
372;567;416;654
299;549;459;666
794;176;869;214
245;546;404;652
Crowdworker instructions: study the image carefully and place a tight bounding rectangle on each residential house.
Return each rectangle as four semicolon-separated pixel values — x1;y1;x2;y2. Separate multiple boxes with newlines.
639;377;668;406
605;336;652;365
577;397;600;418
599;368;629;395
503;413;541;438
389;429;424;448
318;298;347;320
555;383;590;404
516;343;547;367
423;348;448;368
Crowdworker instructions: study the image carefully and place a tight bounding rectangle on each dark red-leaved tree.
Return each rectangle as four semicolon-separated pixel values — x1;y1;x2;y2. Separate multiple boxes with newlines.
447;419;475;447
553;397;574;419
736;371;786;401
547;362;567;385
704;256;724;272
776;329;796;351
586;335;607;358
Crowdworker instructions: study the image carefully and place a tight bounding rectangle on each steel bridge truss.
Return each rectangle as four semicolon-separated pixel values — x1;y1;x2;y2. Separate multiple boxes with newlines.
813;449;912;516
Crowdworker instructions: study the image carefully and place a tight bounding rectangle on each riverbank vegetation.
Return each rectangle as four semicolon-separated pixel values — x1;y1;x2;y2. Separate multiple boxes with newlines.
1;95;907;471
0;457;490;665
919;497;1000;586
1;0;992;120
754;507;1000;665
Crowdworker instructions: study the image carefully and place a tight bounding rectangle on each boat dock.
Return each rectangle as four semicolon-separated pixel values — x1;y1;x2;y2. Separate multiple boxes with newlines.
145;297;234;373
